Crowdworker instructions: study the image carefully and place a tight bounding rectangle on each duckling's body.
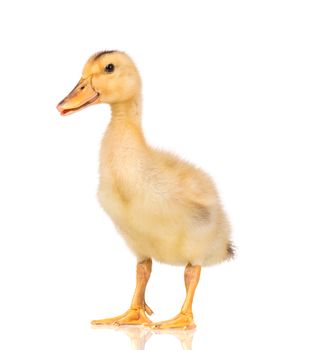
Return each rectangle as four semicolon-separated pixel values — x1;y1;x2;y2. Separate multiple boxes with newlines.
98;103;231;266
57;51;233;330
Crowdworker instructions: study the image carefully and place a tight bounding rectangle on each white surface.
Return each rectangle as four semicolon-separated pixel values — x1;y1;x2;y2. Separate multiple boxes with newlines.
0;1;310;349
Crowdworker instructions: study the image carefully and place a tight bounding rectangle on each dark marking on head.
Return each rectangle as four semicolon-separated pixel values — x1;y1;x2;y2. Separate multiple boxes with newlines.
93;50;118;61
226;241;235;260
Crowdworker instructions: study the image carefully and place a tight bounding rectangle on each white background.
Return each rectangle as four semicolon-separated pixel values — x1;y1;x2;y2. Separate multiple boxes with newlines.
0;1;309;349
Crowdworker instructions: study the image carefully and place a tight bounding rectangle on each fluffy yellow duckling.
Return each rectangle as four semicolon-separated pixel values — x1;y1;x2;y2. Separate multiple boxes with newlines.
57;51;233;330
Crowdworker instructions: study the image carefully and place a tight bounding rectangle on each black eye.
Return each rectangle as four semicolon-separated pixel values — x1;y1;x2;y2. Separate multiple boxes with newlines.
104;63;115;73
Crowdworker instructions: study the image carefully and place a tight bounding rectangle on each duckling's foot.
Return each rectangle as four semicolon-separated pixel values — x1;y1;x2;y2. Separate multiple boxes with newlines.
91;307;152;326
149;312;195;330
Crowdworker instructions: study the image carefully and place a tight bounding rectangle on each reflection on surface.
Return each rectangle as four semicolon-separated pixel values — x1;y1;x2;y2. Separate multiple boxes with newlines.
152;328;194;350
92;325;194;350
118;326;151;350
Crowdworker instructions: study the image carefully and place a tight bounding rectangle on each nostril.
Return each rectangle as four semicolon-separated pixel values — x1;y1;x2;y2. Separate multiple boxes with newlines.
80;85;85;90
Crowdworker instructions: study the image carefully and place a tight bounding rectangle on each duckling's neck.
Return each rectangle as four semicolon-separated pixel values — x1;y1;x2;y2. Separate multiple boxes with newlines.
110;95;142;128
100;96;146;204
104;95;147;155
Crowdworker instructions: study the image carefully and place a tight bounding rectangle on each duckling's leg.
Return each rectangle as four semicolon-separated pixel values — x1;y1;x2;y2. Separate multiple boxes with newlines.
150;264;201;330
91;258;153;326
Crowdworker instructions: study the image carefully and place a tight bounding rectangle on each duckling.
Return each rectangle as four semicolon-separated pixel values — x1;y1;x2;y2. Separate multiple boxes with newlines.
57;51;233;330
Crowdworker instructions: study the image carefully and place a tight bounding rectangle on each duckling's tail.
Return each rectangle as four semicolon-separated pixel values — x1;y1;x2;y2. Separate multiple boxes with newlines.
227;241;236;260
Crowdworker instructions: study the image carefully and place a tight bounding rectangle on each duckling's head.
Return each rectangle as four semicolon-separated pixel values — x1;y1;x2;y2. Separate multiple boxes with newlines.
57;51;141;116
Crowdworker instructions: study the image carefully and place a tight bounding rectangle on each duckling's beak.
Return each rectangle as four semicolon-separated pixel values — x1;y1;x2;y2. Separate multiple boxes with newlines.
57;77;100;116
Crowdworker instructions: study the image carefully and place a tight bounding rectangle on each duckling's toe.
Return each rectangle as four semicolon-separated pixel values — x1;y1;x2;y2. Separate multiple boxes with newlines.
148;312;196;330
91;308;152;327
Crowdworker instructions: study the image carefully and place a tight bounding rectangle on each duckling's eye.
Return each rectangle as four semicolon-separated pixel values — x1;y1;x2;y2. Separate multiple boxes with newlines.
104;64;115;73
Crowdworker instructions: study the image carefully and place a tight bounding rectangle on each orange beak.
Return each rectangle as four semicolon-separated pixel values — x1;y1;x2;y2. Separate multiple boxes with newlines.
57;77;100;116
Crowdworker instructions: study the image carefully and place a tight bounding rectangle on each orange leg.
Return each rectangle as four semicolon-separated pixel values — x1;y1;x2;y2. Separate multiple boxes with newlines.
150;264;201;330
91;259;153;326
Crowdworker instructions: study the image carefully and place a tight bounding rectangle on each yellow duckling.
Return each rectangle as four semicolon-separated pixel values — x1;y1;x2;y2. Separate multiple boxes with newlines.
57;51;233;330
